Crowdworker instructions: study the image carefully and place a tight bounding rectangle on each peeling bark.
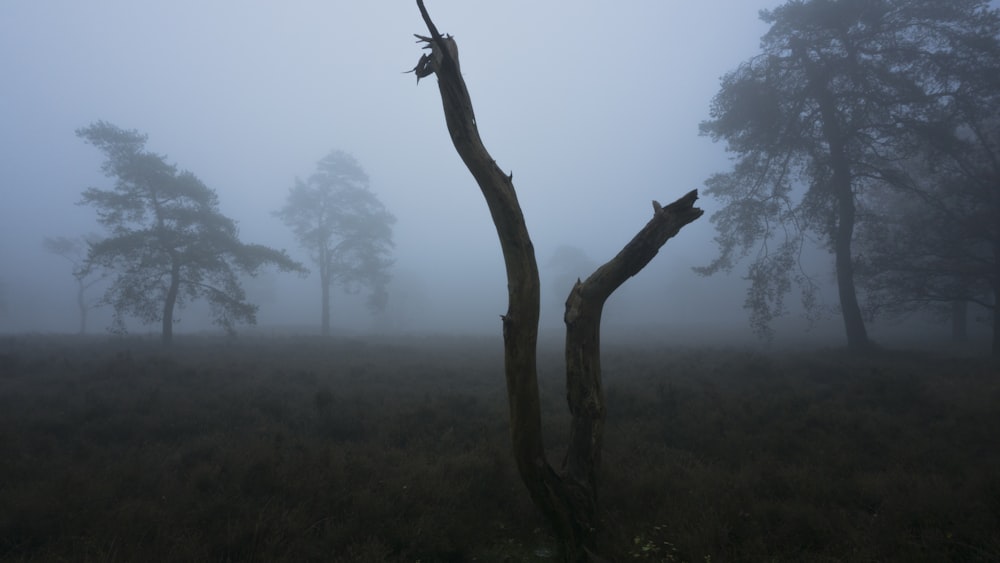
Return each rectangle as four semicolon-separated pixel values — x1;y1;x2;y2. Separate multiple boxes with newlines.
411;2;703;559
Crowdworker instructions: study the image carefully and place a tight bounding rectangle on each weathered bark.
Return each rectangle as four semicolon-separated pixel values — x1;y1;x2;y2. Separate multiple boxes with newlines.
561;193;703;544
411;3;703;559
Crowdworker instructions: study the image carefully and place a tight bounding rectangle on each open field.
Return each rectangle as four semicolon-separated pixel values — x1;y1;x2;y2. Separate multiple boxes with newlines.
0;333;998;562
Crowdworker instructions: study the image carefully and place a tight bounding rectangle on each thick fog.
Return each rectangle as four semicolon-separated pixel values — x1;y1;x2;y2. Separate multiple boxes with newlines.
2;1;922;344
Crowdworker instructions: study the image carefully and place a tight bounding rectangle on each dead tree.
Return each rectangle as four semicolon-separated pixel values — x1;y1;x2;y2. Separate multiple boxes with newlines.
410;2;704;560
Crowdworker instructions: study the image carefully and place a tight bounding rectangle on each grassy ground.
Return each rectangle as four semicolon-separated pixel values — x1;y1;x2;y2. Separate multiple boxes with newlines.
0;333;997;562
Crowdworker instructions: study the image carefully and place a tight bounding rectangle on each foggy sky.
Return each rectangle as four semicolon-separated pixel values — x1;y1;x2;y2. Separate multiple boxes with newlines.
1;1;866;341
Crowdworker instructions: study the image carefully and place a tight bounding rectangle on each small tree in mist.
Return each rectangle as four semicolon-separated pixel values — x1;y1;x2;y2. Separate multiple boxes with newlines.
850;3;1000;354
274;150;395;337
696;0;999;351
78;121;304;343
409;2;703;560
43;234;106;334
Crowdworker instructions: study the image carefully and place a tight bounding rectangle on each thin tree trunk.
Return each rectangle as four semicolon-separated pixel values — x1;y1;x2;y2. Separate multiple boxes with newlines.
411;3;703;559
834;182;870;351
561;192;703;547
992;282;999;358
319;246;332;337
807;66;869;351
77;279;87;335
321;274;331;337
162;262;181;344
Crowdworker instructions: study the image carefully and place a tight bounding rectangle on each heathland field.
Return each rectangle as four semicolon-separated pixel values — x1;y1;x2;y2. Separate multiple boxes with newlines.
0;334;998;562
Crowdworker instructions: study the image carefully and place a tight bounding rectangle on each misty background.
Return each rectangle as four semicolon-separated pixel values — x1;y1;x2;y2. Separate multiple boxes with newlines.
0;1;966;345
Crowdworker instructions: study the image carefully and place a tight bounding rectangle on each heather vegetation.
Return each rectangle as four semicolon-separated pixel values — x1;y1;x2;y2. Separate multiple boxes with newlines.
1;334;997;562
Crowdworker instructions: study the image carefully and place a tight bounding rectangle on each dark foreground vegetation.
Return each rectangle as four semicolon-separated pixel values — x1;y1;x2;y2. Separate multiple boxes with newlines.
0;334;998;562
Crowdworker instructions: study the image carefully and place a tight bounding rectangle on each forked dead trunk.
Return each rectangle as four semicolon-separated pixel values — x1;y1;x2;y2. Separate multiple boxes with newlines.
411;2;703;559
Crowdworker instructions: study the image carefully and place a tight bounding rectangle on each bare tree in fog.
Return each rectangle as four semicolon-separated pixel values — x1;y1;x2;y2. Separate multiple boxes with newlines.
856;116;1000;354
696;0;998;351
42;234;106;334
274;150;395;337
410;2;703;560
856;183;991;342
77;121;305;344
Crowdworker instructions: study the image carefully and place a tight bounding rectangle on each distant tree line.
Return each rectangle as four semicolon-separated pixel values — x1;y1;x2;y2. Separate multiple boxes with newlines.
68;122;395;343
697;0;1000;356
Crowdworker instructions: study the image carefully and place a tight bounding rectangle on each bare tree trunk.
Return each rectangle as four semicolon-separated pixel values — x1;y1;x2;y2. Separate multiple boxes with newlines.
823;119;869;352
77;279;88;335
798;44;870;353
411;3;703;559
321;273;331;337
162;262;181;345
834;182;870;351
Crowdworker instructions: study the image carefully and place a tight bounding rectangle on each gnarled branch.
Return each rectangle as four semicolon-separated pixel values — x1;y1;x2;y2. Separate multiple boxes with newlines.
412;2;703;560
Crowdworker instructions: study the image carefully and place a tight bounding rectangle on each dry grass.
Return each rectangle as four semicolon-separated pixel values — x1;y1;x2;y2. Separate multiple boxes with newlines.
0;334;997;562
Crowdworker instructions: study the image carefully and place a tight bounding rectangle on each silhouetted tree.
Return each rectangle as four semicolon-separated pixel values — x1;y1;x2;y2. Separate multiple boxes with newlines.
857;119;1000;352
696;0;997;351
855;183;991;340
43;234;105;334
274;150;395;336
410;2;703;560
77;121;304;343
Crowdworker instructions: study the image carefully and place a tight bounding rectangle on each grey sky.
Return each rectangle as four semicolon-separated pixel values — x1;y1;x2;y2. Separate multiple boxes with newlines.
2;2;795;336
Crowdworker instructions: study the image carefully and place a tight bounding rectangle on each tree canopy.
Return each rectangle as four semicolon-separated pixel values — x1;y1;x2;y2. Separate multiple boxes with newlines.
697;0;1000;350
274;150;395;336
78;121;304;343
